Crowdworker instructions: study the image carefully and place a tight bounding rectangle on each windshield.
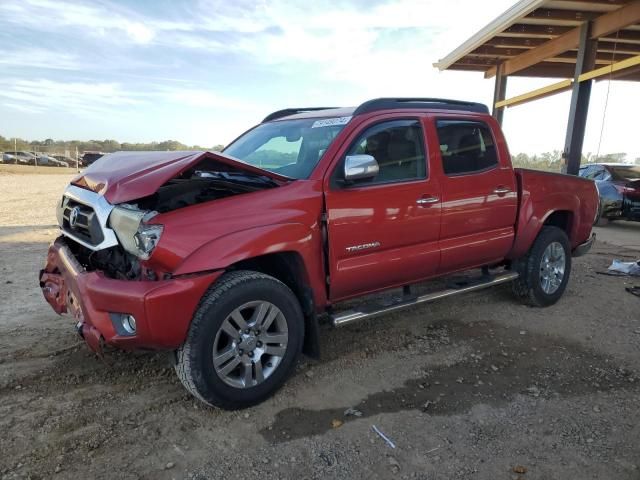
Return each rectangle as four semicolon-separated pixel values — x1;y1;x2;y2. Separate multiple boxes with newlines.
223;117;349;179
610;165;640;181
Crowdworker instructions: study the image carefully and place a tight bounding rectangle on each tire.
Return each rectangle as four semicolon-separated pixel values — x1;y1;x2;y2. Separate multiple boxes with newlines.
175;270;304;409
511;226;572;307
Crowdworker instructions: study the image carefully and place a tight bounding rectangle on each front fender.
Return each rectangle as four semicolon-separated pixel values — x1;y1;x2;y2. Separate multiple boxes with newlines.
172;222;327;306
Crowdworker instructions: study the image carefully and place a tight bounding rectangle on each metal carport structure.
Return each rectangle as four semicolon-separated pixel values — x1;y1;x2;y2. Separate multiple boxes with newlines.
434;0;640;174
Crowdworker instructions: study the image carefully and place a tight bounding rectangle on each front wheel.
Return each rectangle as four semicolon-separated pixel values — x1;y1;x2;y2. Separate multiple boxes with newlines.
511;226;572;307
175;270;304;409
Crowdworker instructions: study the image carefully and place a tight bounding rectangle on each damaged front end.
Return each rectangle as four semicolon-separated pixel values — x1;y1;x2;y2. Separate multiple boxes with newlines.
56;151;283;279
40;150;283;352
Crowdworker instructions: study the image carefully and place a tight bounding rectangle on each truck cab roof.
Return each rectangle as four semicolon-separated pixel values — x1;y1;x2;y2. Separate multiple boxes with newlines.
264;97;490;123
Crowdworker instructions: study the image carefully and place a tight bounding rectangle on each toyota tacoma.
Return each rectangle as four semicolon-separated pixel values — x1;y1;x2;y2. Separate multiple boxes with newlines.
40;98;598;408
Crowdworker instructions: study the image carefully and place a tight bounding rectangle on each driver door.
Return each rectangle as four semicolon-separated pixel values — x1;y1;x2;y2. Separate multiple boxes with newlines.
324;118;442;301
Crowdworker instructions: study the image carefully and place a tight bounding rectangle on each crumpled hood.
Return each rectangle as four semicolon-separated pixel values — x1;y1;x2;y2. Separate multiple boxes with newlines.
71;150;289;204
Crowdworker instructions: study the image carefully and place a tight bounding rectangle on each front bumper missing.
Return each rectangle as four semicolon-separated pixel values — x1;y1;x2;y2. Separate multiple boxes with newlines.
572;233;596;257
39;237;222;354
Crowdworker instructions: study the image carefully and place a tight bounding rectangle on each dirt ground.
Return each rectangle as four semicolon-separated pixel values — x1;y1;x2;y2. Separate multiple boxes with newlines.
1;172;639;480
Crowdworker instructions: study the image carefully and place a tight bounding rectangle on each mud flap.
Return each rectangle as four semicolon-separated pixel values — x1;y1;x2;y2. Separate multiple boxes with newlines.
302;312;321;359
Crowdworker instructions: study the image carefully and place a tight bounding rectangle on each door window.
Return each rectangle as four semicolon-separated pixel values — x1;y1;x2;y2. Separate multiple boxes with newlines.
436;120;498;176
335;120;427;186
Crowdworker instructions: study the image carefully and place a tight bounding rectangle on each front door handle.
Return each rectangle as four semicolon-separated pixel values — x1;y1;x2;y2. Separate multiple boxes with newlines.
416;196;439;205
493;186;511;195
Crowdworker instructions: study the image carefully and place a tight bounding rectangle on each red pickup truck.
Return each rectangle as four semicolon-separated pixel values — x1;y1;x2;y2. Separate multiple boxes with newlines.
40;98;597;409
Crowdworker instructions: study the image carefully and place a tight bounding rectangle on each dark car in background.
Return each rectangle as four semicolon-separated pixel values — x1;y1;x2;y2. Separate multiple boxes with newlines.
579;163;640;224
82;151;105;165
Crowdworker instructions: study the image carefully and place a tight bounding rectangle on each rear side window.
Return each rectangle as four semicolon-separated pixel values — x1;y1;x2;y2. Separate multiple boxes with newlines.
436;120;498;176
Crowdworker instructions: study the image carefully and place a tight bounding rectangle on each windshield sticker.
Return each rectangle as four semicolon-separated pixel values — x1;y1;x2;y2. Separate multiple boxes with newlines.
311;116;352;128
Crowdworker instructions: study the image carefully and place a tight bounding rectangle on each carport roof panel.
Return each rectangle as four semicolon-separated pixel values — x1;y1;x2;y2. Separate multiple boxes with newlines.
434;0;640;80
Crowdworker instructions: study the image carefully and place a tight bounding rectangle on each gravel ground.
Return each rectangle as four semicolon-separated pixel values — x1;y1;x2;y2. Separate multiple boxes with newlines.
1;172;639;480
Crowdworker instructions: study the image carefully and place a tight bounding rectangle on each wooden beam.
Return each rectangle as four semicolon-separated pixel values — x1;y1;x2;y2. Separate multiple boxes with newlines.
470;46;529;57
454;57;502;67
494;79;573;108
494;54;640;111
511;63;577;77
599;30;640;44
591;0;640;38
606;64;640;80
596;42;640;54
447;64;489;72
485;37;548;49
498;24;573;38
564;0;628;5
547;51;634;64
470;47;633;63
525;8;599;22
486;1;640;79
485;28;580;78
577;54;640;81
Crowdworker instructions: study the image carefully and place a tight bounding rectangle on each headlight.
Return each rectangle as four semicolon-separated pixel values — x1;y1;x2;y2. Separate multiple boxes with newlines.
134;224;163;259
109;205;163;260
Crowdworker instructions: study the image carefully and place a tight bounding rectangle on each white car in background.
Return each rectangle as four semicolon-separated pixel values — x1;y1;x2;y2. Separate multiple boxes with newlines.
36;154;69;167
3;151;35;164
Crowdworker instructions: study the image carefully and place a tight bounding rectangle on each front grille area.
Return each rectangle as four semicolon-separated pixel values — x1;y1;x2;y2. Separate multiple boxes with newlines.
61;197;105;245
65;236;141;279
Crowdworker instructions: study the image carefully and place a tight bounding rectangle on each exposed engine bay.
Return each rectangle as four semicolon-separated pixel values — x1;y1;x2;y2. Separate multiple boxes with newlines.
134;161;280;213
58;158;282;279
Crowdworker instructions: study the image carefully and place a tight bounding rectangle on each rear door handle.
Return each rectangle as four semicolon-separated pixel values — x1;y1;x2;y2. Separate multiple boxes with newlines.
416;196;439;205
493;186;511;195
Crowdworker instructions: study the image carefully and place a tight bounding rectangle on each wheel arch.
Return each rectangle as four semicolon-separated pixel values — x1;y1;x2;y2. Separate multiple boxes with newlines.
208;250;322;359
508;194;580;260
228;251;314;317
174;224;325;358
542;210;574;238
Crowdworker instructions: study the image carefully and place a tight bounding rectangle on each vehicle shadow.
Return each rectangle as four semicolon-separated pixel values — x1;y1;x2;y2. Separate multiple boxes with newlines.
261;319;638;443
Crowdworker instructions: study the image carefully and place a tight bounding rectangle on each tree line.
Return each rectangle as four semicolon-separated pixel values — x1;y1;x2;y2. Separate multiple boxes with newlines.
511;150;639;171
0;135;224;155
1;134;638;169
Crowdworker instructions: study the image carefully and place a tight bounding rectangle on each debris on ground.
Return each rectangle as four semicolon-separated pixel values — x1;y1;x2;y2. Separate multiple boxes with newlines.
331;419;343;429
608;259;640;276
513;465;527;474
344;407;363;417
625;286;640;297
372;425;396;449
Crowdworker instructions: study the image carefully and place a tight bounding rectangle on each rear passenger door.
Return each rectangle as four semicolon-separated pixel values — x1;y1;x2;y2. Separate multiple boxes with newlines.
430;117;517;273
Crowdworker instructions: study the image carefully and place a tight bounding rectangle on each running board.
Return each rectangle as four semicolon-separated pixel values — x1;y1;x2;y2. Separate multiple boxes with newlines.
330;270;519;327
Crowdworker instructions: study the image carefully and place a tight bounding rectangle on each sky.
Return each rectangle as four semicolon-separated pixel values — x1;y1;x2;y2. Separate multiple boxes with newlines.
0;0;638;159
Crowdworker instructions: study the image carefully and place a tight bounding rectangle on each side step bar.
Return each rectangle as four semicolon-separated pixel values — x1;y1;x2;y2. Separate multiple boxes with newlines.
330;270;519;327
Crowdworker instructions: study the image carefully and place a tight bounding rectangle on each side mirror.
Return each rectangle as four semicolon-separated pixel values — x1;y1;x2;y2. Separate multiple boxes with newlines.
344;154;379;182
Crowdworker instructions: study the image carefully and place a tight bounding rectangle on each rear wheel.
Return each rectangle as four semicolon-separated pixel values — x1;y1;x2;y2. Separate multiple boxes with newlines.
511;226;571;307
175;270;304;409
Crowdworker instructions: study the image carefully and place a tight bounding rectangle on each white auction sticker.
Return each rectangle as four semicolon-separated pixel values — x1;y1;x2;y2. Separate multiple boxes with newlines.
311;116;352;128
